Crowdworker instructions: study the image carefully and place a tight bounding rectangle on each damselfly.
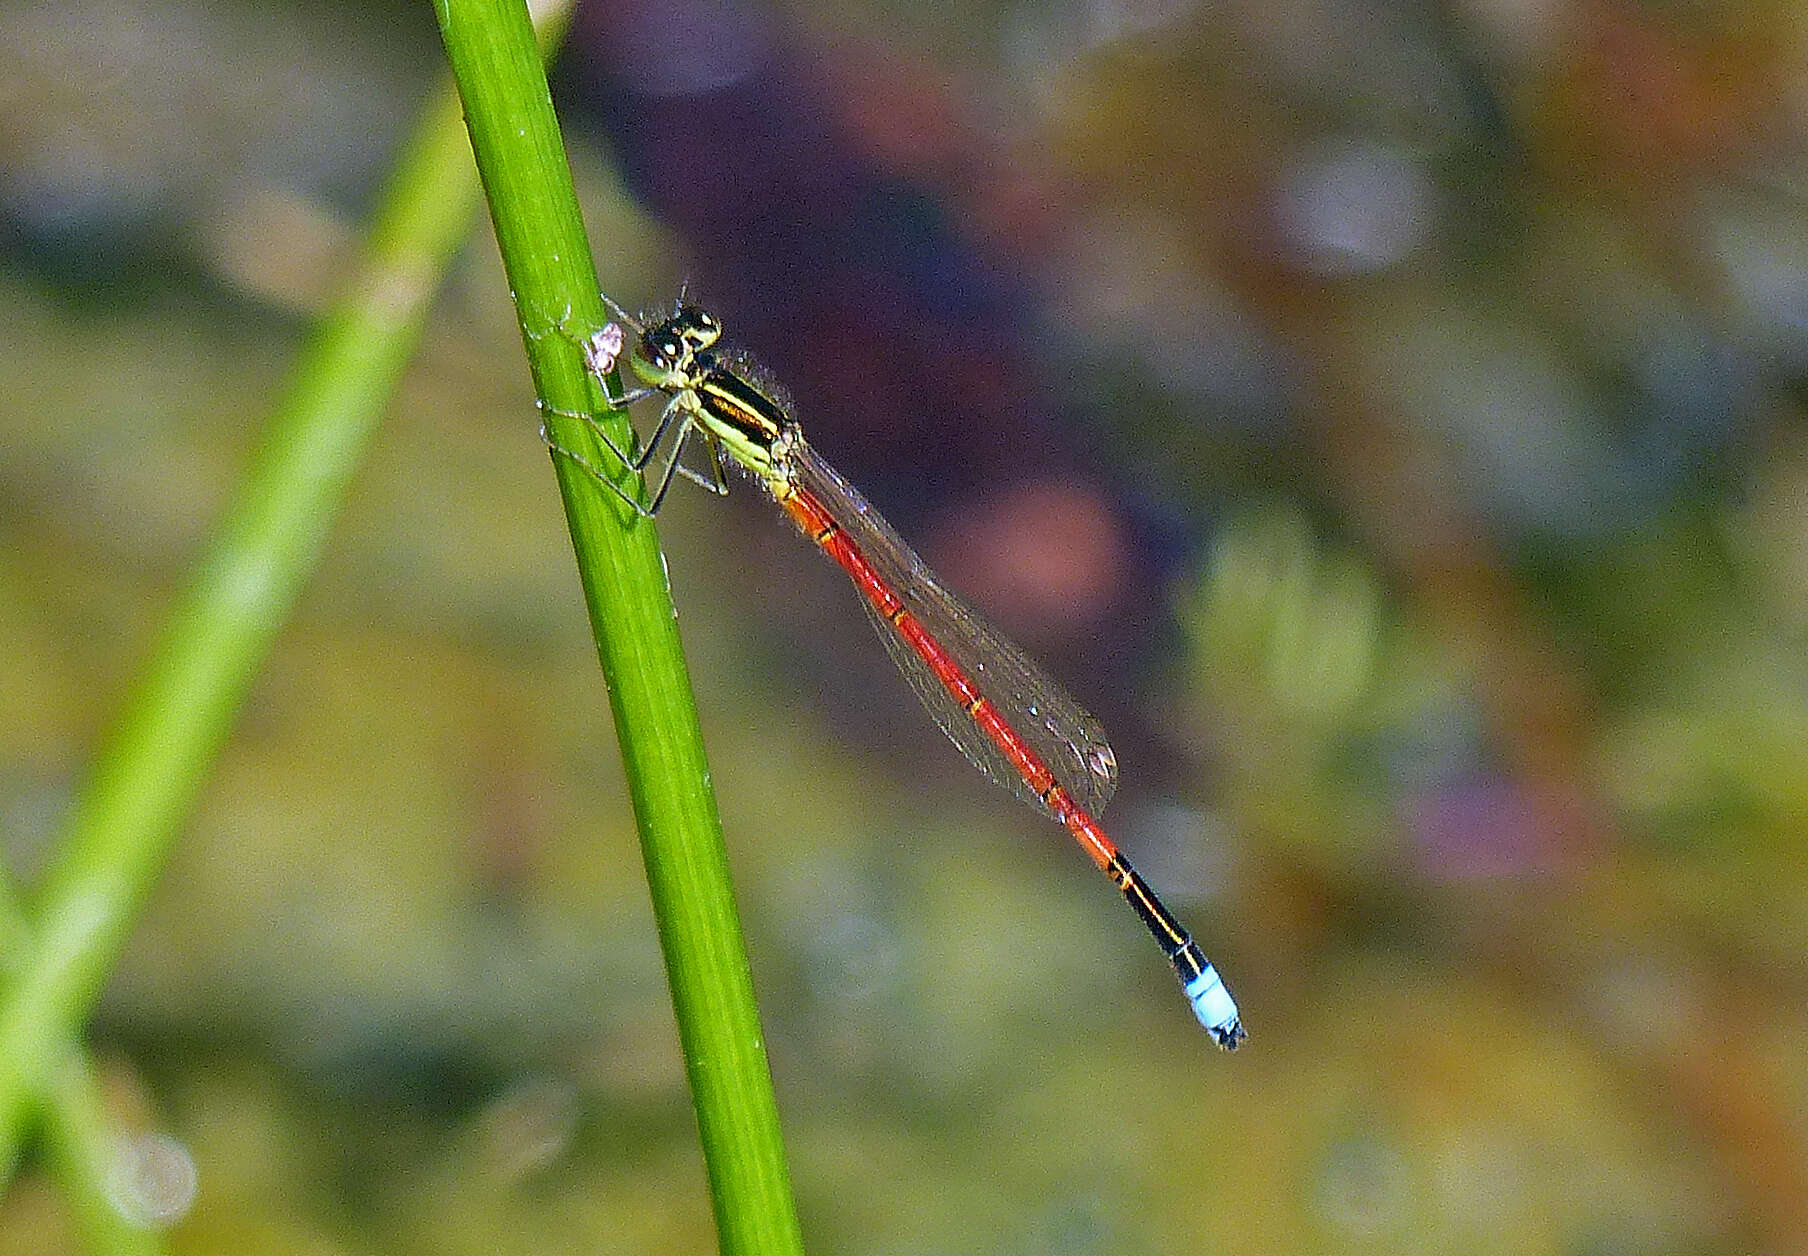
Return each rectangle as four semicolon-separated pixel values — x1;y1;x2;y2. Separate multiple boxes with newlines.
542;299;1244;1048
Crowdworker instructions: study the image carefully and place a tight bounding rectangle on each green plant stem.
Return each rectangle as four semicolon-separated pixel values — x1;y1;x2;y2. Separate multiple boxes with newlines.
0;59;552;1178
432;2;804;1251
39;1056;163;1256
0;878;162;1255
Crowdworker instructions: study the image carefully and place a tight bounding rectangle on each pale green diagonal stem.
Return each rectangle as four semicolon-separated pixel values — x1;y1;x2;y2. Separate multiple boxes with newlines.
0;874;162;1254
0;32;567;1176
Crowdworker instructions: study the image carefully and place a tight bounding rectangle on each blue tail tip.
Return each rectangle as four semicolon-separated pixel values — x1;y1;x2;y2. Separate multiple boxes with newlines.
1182;965;1246;1051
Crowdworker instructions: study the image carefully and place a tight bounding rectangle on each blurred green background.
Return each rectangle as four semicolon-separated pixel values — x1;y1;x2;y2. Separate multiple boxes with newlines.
4;0;1807;1251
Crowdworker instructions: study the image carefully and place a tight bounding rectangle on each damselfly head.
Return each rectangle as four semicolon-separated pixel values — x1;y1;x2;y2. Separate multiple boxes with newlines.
670;303;722;351
639;304;724;374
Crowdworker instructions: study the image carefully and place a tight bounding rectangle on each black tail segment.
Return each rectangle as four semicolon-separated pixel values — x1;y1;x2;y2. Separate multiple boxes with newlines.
1109;853;1245;1049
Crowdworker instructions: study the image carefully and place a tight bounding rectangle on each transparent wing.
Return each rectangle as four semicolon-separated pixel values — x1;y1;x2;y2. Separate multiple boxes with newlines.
791;440;1118;819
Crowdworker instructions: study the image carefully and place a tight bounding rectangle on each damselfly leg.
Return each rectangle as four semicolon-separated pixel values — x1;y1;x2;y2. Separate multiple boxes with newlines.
537;321;729;516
